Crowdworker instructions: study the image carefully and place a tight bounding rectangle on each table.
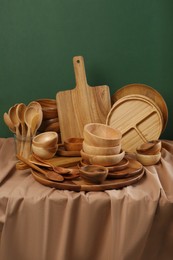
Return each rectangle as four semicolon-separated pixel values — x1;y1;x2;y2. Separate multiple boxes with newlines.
0;138;173;260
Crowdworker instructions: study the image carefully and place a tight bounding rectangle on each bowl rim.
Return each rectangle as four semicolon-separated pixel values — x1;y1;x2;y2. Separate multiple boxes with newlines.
84;123;122;141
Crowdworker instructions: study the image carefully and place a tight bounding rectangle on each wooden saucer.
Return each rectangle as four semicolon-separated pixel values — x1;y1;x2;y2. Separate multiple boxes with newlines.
56;144;81;157
107;158;143;179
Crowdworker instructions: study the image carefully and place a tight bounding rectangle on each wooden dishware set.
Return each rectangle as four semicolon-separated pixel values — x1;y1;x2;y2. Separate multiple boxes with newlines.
3;56;168;190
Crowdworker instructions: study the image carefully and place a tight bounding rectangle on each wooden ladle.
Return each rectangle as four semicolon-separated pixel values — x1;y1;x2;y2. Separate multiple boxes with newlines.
17;154;64;182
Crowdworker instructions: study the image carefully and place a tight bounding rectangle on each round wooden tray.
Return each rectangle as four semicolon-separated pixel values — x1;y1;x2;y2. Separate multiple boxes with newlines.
31;168;145;191
111;83;168;133
106;94;163;152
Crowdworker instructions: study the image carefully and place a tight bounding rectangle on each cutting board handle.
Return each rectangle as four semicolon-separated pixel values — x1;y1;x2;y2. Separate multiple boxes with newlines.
73;56;88;89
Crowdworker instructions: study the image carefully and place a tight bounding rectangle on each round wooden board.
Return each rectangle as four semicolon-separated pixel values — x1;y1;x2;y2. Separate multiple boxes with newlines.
106;94;163;152
111;83;168;133
31;168;145;191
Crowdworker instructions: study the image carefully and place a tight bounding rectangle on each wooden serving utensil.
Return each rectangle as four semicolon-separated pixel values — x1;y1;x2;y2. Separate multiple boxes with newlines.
3;112;16;133
32;154;71;174
32;154;80;178
17;154;64;182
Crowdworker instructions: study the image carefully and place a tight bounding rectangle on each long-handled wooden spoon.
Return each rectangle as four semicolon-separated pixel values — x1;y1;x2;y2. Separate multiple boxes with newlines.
32;154;79;176
17;154;64;182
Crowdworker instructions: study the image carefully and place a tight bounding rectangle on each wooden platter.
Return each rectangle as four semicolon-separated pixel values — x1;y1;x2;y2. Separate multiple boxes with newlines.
106;94;163;152
111;83;168;132
31;168;145;191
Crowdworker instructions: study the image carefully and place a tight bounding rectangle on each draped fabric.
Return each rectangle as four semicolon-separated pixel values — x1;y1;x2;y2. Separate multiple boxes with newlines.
0;138;173;260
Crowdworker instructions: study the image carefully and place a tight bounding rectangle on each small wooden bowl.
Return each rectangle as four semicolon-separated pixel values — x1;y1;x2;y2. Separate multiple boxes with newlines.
80;150;125;166
83;123;122;147
83;141;121;155
32;144;58;159
64;137;84;151
79;165;108;184
36;99;58;119
136;152;161;166
32;131;58;148
39;118;60;133
136;140;162;155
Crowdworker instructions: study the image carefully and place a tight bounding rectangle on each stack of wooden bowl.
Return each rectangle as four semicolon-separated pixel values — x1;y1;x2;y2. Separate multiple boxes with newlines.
135;140;162;166
32;131;58;159
81;123;125;166
36;99;61;143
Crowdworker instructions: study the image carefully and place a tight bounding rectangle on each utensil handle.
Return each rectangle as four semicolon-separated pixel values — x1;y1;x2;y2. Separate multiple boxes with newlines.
16;154;46;176
73;56;88;89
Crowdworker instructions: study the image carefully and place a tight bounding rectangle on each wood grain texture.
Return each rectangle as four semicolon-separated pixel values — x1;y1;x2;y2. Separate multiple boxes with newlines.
56;56;111;142
111;83;168;133
106;94;163;152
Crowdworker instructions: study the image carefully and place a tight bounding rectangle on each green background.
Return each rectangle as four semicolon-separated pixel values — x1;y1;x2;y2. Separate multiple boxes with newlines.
0;0;173;139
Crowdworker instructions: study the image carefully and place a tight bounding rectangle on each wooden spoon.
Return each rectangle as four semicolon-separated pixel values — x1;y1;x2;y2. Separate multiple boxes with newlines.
23;106;40;158
17;154;64;182
32;154;77;174
30;112;43;136
3;112;16;133
8;104;21;136
16;103;27;137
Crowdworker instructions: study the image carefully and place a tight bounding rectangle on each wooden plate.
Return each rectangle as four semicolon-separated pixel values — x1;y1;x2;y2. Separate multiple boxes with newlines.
56;144;81;157
106;94;163;152
111;83;168;133
31;168;145;191
79;157;129;172
107;158;143;179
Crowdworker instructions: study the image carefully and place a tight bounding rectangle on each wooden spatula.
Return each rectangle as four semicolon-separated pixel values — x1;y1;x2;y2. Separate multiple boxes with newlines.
56;56;111;142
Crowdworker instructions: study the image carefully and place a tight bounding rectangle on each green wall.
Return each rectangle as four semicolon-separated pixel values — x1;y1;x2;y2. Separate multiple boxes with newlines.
0;0;173;139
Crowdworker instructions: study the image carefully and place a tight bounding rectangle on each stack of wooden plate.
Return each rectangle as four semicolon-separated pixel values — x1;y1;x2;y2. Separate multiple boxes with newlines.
107;84;168;153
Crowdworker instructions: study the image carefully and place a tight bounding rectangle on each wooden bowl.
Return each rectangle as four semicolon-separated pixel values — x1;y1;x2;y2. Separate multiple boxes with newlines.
136;140;162;155
79;165;108;184
82;141;121;155
83;123;122;147
64;137;84;151
80;150;125;166
136;152;161;166
32;131;58;148
38;118;60;133
36;99;58;119
32;144;58;159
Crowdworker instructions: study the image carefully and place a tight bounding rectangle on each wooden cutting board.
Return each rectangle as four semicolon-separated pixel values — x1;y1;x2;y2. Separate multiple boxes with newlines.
56;56;111;142
106;94;163;152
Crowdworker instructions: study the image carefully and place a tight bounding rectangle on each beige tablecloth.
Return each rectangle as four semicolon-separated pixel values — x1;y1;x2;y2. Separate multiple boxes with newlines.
0;138;173;260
